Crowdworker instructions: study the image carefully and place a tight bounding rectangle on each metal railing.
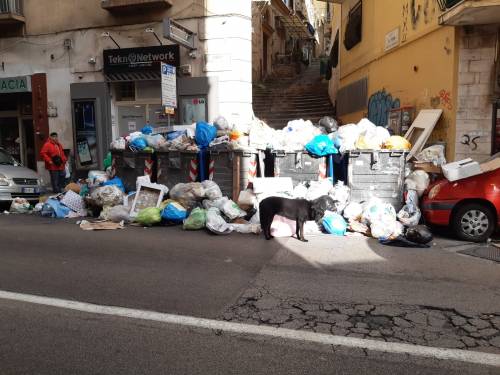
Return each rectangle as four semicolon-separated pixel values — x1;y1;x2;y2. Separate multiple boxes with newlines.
0;0;23;15
437;0;464;11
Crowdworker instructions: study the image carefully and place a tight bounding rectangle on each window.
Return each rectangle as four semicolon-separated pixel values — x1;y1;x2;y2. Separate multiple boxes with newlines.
344;1;362;51
116;82;136;101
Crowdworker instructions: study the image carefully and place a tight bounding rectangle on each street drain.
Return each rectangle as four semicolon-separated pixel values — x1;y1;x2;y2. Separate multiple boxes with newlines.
458;245;500;263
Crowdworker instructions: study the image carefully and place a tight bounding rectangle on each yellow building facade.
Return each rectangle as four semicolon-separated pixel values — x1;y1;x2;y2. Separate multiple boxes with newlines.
329;0;500;162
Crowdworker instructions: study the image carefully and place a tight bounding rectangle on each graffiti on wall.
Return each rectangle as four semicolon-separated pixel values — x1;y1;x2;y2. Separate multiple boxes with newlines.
402;2;409;42
430;89;453;110
461;134;480;151
368;89;401;127
410;0;421;29
423;0;436;24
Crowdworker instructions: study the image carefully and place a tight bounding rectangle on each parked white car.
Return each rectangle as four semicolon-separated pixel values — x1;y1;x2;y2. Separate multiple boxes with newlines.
0;148;45;204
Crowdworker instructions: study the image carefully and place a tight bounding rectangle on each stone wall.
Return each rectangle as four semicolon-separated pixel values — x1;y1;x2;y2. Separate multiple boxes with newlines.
455;25;499;162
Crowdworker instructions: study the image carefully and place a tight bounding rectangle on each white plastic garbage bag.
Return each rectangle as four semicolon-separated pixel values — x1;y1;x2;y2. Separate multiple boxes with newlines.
330;181;350;213
405;170;430;197
228;223;261;234
202;180;223;201
88;170;109;187
10;197;30;213
106;205;131;223
362;199;397;226
371;220;399;239
206;207;232;234
406;189;419;207
416;145;446;166
397;205;421;227
91;185;123;207
306;180;334;201
110;138;126;150
144;134;167;150
343;202;363;221
222;199;247;220
357;118;377;135
336;124;361;153
270;215;295;238
292;183;309;199
213;116;231;131
169;182;206;209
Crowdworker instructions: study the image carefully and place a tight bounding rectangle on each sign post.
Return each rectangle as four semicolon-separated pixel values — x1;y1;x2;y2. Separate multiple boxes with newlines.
161;62;177;128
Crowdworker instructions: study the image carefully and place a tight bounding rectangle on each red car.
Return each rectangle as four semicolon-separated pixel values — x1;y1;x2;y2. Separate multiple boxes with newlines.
422;168;500;242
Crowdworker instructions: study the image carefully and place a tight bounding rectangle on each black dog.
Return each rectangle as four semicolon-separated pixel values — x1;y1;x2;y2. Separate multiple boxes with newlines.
259;197;314;242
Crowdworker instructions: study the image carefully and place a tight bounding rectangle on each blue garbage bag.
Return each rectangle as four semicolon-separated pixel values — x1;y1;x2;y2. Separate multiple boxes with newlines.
322;212;347;236
195;121;217;148
130;137;147;150
161;202;188;224
141;125;154;135
42;198;71;218
305;135;338;157
103;176;125;192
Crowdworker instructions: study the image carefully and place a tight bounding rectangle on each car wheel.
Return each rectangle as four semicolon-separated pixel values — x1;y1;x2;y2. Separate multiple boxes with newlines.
451;203;495;242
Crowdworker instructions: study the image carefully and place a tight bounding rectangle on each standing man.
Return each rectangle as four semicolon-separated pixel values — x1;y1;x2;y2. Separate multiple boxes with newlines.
40;132;67;193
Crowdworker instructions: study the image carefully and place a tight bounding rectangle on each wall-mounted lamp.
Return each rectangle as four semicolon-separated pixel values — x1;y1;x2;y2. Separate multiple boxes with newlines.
145;28;163;46
101;32;121;49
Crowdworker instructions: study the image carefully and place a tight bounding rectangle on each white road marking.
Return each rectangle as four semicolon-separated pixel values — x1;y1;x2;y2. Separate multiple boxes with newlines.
0;290;498;367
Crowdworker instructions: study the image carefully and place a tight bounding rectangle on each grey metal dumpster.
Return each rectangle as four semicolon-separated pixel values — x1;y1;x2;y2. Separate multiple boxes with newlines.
209;149;261;201
347;150;408;210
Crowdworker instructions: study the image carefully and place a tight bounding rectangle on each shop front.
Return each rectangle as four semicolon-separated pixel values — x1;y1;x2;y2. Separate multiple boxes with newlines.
103;45;219;134
0;74;48;172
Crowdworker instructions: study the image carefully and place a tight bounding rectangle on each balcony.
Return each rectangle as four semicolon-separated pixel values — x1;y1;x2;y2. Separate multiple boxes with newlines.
439;0;500;26
101;0;172;12
0;0;25;26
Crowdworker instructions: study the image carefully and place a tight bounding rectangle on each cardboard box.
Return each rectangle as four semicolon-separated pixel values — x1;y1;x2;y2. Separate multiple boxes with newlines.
442;159;482;182
412;161;443;174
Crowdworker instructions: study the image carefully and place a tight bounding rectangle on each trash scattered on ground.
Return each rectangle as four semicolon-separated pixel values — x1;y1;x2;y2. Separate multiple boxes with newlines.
79;220;124;231
6;110;472;248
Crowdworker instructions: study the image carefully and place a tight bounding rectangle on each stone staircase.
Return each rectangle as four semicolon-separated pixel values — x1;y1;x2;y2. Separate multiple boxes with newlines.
252;59;335;129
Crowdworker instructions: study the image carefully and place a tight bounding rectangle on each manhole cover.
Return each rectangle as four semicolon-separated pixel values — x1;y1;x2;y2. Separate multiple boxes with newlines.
458;245;500;263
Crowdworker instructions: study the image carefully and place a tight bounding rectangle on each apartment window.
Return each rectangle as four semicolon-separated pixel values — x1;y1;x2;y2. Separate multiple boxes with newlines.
116;82;136;101
344;1;362;51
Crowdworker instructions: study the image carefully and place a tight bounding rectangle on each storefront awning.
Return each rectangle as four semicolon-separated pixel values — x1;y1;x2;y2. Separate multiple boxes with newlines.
277;13;313;40
104;71;161;82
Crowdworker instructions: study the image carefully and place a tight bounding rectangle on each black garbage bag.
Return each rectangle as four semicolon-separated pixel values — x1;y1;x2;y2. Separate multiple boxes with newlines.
379;236;430;248
311;195;337;223
318;116;338;133
405;225;433;244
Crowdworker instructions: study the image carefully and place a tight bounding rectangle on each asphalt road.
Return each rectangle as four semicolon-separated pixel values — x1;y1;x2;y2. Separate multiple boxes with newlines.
0;214;499;374
1;299;495;375
0;214;280;317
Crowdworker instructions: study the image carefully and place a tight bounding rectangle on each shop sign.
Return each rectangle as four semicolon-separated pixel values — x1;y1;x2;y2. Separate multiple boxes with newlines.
161;63;177;109
0;76;31;93
103;45;180;74
384;28;400;52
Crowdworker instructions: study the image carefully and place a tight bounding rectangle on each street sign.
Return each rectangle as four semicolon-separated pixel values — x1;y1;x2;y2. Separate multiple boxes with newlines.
161;62;177;109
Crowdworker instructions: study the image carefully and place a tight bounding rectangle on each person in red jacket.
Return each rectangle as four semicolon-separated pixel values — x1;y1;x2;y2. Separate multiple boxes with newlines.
40;132;67;193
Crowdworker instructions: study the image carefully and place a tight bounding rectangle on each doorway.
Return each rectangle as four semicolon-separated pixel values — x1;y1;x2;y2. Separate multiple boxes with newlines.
0;117;20;161
22;119;36;170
